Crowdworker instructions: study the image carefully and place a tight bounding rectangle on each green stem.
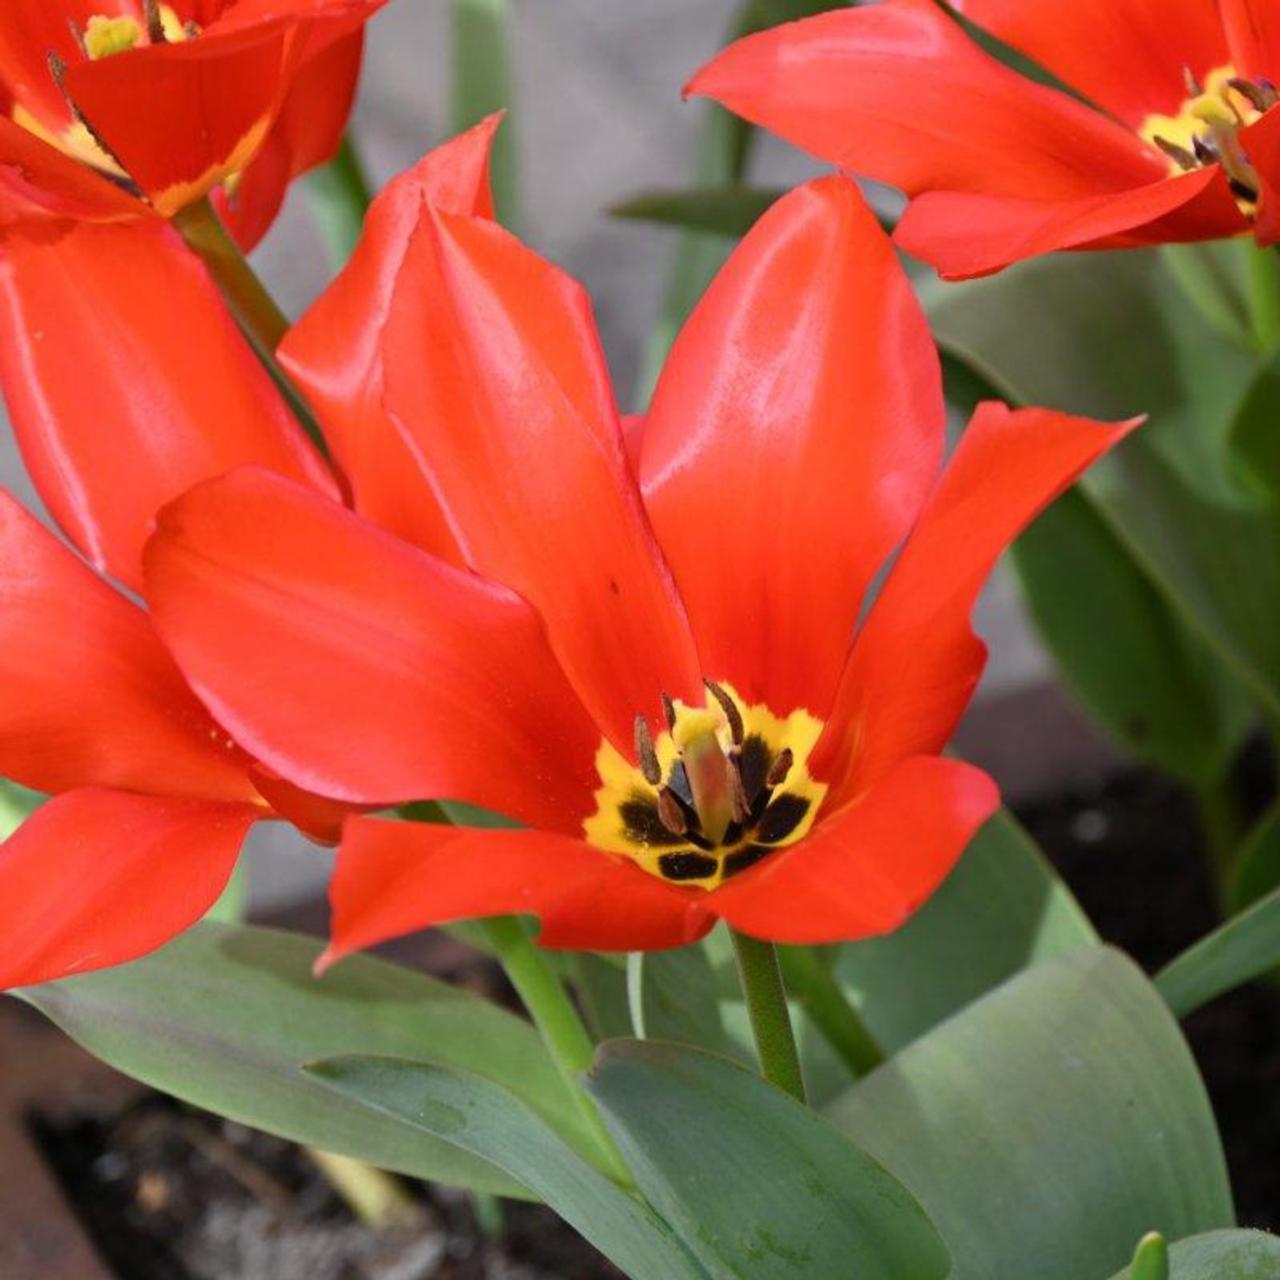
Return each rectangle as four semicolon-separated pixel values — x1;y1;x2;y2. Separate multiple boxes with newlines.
172;197;329;458
1241;239;1280;352
778;946;883;1080
480;917;633;1186
730;928;807;1104
304;133;373;272
1195;770;1245;905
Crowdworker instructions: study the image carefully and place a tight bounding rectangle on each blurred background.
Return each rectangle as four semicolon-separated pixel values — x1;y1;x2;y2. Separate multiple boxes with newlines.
0;1;1106;913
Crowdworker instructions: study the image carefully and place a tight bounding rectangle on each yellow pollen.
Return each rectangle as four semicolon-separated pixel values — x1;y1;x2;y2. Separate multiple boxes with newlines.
84;15;143;60
158;5;191;41
584;683;828;891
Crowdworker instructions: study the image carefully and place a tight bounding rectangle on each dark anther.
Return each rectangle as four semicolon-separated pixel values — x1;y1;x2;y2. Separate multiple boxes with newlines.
766;747;794;789
1230;77;1278;113
634;716;661;785
1192;135;1219;165
659;851;720;881
67;19;88;55
723;846;769;878
1153;135;1198;171
704;678;744;745
1184;66;1204;97
1230;177;1260;203
657;787;688;837
756;794;811;844
143;0;167;43
729;766;751;825
661;692;677;732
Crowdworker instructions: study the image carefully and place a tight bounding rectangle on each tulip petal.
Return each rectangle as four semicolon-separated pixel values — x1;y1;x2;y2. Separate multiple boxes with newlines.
1220;0;1280;78
687;0;1169;201
0;1;107;138
0;217;334;591
280;116;501;561
897;166;1244;279
1242;109;1280;246
950;0;1228;129
0;788;257;990
641;176;943;717
144;468;603;832
814;404;1140;803
708;756;998;944
0;491;256;803
325;817;715;968
380;206;702;749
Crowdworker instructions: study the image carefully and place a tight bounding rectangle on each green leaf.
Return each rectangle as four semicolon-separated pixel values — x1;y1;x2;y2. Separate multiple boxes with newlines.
1128;1232;1171;1280
1156;879;1280;1017
586;1041;952;1280
1010;484;1250;786
826;948;1233;1280
1227;799;1280;912
17;922;598;1197
1107;1230;1280;1279
834;809;1097;1057
0;778;42;838
929;249;1280;719
307;1056;709;1280
1160;243;1253;352
612;186;785;238
1226;343;1280;501
302;134;372;274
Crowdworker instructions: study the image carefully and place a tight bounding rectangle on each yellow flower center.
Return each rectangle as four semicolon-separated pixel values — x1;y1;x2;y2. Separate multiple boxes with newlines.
84;15;143;60
583;681;828;890
1140;65;1276;214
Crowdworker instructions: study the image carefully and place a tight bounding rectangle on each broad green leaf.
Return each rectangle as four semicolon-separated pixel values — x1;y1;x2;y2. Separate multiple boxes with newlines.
302;134;372;274
1108;1230;1280;1279
928;248;1280;717
1160;243;1252;352
834;809;1097;1056
307;1056;709;1280
586;1041;951;1280
1227;799;1280;912
1128;1232;1171;1280
1010;485;1249;786
17;922;597;1197
826;948;1233;1280
1226;343;1280;501
1156;880;1280;1017
612;186;785;238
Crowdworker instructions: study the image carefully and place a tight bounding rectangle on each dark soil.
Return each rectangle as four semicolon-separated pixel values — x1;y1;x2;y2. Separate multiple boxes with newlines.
28;759;1280;1274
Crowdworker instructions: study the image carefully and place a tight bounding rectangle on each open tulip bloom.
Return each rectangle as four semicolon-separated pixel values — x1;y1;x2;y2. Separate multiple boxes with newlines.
0;0;384;247
690;0;1280;278
65;119;1129;968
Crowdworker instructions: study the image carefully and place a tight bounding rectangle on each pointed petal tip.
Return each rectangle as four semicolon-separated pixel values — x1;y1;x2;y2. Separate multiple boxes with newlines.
313;944;342;977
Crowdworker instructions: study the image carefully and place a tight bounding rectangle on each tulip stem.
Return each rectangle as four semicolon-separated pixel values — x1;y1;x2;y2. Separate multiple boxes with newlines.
304;133;373;272
172;197;330;458
1242;239;1280;352
479;916;634;1187
730;928;807;1104
777;946;884;1080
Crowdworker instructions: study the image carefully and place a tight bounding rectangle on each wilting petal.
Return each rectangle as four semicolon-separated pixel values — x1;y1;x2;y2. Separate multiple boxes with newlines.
642;176;942;717
381;206;702;749
324;818;715;968
814;404;1140;804
0;788;257;990
708;757;998;943
1221;0;1280;78
144;468;602;832
687;0;1169;200
0;491;256;803
950;0;1228;129
897;166;1243;279
0;118;143;226
280;116;500;561
0;217;333;591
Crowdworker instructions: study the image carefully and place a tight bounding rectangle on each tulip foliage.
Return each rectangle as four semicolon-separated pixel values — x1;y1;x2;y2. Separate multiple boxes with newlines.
3;0;1280;1276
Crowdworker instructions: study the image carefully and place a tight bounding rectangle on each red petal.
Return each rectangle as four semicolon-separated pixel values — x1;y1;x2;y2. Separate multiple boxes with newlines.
1221;0;1280;78
0;492;256;802
641;176;942;716
0;1;110;136
0;217;333;591
708;757;998;944
0;117;143;226
0;788;256;989
248;767;351;844
1243;108;1280;246
325;817;715;969
687;0;1168;200
144;468;602;832
813;404;1140;803
897;167;1244;279
279;117;501;562
380;206;702;748
950;0;1228;129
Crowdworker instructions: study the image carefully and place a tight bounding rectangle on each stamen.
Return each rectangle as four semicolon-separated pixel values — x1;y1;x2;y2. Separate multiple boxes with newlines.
143;0;167;43
1184;66;1204;97
766;747;794;789
1192;135;1219;165
1231;77;1278;114
657;787;688;837
661;692;677;732
634;715;661;786
67;19;88;56
729;765;751;825
704;679;744;746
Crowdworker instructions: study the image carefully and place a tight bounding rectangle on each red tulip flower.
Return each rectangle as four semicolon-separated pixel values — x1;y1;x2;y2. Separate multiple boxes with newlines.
689;0;1280;278
139;122;1136;960
0;0;385;247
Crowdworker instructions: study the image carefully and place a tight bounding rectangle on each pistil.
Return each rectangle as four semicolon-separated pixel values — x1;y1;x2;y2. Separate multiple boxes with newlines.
672;706;737;845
